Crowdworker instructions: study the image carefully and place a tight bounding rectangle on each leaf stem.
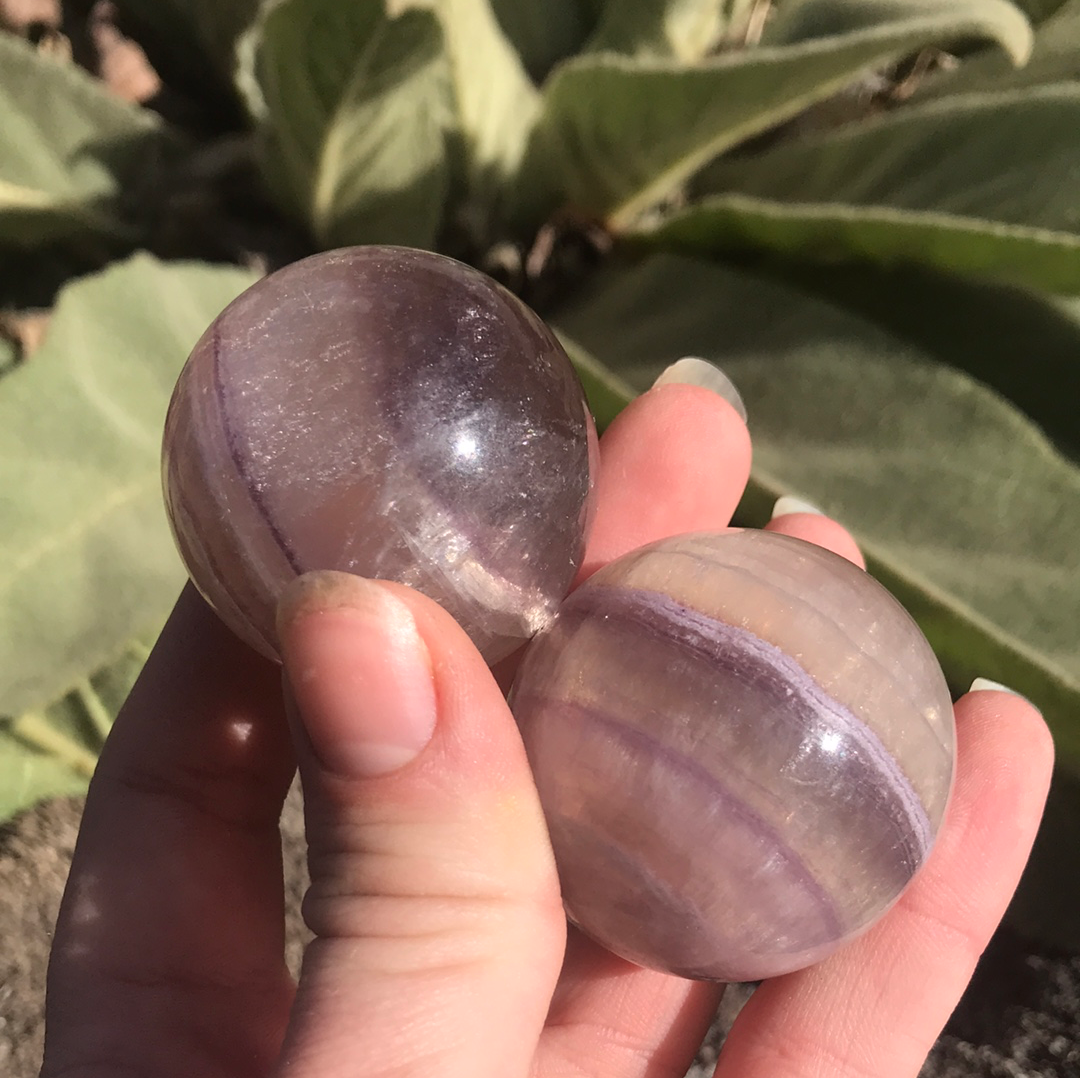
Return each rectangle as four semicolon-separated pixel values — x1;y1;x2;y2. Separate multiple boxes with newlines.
76;679;114;745
10;712;98;778
127;639;152;663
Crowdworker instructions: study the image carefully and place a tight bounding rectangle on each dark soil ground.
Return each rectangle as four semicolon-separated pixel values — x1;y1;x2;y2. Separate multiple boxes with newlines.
3;790;1078;1078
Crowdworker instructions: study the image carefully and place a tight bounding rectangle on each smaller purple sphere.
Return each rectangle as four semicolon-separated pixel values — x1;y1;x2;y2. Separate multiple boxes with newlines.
162;246;596;663
510;531;955;981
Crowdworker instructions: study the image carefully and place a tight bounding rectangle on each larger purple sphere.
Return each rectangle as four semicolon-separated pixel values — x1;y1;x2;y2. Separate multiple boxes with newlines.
163;246;595;662
510;531;955;981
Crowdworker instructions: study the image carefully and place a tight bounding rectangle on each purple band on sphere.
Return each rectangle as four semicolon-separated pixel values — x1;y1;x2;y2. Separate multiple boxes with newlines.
164;247;596;663
509;530;955;980
529;693;848;939
561;583;934;870
212;322;304;575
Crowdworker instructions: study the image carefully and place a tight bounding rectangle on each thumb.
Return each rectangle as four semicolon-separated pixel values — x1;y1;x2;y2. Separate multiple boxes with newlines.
275;572;566;1078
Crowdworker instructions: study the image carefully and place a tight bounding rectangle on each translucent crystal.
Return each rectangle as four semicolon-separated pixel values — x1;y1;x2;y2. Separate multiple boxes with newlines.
510;530;956;981
163;246;596;662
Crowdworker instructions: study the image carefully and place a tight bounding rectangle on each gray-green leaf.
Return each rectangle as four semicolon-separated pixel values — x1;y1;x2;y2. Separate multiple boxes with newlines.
550;254;1080;769
404;0;541;222
240;0;454;249
0;338;15;378
0;33;176;247
0;641;149;821
0;253;257;722
769;260;1080;463
920;0;1080;96
1010;0;1070;23
510;0;1032;229
763;0;1028;46
639;84;1080;292
490;0;597;81
583;0;726;60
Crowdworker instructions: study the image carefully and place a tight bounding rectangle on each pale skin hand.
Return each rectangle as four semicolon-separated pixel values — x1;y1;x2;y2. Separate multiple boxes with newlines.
42;383;1054;1078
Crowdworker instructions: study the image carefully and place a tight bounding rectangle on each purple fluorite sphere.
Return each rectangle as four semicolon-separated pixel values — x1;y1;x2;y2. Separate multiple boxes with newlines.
163;246;595;663
510;531;955;982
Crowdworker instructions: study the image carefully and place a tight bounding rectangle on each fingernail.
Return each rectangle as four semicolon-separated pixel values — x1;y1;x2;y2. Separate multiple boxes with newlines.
277;572;436;778
969;677;1033;706
652;357;747;423
771;495;825;520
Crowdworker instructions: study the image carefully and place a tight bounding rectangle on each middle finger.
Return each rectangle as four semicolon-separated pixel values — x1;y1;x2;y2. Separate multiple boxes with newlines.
535;374;754;1078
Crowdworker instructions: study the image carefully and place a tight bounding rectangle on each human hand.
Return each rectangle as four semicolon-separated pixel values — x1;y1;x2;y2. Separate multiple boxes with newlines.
42;375;1053;1078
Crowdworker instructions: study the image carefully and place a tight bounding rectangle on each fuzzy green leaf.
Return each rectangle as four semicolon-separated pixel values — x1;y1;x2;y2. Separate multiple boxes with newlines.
762;0;1028;45
511;0;1032;229
0;33;176;247
638;84;1080;291
549;254;1080;769
921;0;1080;95
490;0;596;81
1011;0;1070;23
0;254;257;722
555;331;635;429
403;0;540;223
583;0;726;60
769;261;1080;463
0;338;15;378
0;641;150;821
0;718;95;822
241;0;453;249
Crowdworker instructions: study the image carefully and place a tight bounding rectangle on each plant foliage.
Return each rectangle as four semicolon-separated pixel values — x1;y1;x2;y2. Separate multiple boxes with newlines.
1;0;1079;933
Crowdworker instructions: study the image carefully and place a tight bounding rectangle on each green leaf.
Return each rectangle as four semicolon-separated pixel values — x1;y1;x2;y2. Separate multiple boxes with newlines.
0;717;95;822
0;338;14;378
0;640;150;821
489;0;597;82
242;2;539;240
548;254;1080;768
240;0;453;249
920;0;1080;95
405;0;541;219
637;193;1080;294
555;330;635;429
0;253;257;724
638;84;1080;292
0;33;177;247
767;261;1080;462
1012;0;1070;23
510;0;1031;230
762;0;1028;45
583;0;726;60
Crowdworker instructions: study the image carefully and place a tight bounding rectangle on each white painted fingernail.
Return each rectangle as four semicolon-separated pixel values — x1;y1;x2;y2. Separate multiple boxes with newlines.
970;677;1020;696
771;495;824;520
653;357;747;423
969;678;1039;711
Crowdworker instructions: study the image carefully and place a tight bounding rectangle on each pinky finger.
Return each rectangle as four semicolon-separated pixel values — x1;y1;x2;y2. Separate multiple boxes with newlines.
764;496;865;569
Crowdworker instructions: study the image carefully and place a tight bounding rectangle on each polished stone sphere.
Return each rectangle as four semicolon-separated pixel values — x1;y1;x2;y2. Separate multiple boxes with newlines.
163;246;596;663
510;530;955;981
